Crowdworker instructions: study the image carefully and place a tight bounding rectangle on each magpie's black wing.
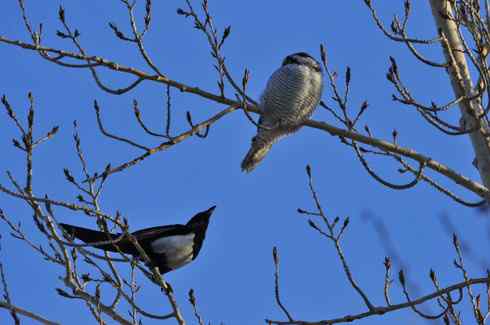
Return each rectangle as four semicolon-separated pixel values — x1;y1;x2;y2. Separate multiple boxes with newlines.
130;224;191;239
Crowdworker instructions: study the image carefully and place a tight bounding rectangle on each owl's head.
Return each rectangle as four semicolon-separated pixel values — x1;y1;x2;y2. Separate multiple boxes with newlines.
282;52;322;72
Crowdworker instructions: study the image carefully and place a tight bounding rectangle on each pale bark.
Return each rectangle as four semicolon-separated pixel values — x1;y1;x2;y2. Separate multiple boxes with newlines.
429;0;490;195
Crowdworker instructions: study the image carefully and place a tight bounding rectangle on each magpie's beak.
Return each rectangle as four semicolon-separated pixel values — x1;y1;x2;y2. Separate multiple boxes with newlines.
206;205;217;215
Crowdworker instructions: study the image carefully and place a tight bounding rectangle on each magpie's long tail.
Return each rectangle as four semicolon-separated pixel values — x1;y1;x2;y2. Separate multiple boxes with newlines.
59;223;138;255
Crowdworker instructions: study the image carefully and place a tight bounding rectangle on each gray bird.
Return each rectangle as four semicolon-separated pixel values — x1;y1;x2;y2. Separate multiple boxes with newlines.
241;52;324;172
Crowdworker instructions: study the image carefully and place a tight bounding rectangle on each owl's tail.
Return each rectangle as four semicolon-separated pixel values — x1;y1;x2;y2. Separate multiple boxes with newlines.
241;139;273;173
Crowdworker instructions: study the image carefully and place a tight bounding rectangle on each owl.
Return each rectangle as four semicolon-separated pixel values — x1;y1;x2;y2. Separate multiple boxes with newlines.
241;52;324;172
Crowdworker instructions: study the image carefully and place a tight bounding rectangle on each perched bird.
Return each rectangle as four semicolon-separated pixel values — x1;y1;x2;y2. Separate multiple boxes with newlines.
241;52;324;172
59;206;216;274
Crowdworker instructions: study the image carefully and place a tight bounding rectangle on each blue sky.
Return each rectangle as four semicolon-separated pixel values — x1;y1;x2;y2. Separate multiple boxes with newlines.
0;1;488;324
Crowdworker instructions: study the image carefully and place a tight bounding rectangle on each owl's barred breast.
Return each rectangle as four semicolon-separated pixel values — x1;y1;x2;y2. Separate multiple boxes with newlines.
260;64;323;129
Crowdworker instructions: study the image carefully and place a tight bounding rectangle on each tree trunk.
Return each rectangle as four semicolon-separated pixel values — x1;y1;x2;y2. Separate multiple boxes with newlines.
429;0;490;196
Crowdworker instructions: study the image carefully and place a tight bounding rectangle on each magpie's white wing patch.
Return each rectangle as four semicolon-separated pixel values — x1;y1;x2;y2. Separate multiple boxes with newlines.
151;234;195;270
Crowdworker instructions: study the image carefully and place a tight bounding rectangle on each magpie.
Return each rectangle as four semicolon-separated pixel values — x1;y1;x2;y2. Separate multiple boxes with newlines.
59;206;216;274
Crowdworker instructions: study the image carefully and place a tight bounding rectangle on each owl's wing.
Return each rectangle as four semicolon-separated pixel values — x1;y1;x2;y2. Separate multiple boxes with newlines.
259;65;323;128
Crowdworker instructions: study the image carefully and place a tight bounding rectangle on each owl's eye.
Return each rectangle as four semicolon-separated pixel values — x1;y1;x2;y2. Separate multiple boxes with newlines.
283;55;305;66
282;57;293;66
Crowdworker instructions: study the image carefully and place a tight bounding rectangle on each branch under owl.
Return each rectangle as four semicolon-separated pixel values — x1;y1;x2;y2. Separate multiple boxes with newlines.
0;35;486;203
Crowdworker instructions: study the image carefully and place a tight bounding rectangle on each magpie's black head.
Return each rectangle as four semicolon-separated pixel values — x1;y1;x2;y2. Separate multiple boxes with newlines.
186;205;216;229
281;52;322;72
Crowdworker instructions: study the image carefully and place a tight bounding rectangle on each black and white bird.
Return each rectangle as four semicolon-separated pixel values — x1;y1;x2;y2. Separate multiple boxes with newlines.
59;206;216;274
241;52;324;172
